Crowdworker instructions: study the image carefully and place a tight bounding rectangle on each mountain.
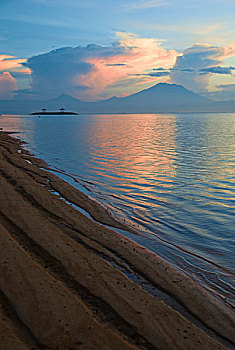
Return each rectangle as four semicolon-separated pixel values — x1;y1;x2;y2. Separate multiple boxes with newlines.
103;83;215;113
0;83;235;114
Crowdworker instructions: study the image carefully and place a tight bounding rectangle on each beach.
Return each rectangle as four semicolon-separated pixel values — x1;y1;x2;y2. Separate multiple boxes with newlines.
0;130;234;350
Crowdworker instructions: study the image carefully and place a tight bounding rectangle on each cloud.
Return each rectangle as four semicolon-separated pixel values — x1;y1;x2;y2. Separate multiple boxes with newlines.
217;83;235;89
24;46;94;99
171;68;195;72
138;64;219;78
105;63;126;66
170;44;224;92
0;55;27;72
154;64;235;76
153;67;195;74
204;83;235;100
0;55;30;95
23;32;178;100
17;34;235;101
136;70;170;77
80;33;177;99
153;67;168;71
147;71;170;77
0;72;17;99
10;68;31;79
199;66;235;74
170;42;235;93
220;42;235;59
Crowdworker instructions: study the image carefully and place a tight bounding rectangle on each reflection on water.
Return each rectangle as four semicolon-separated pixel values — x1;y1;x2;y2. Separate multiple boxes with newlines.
1;113;235;306
85;114;176;183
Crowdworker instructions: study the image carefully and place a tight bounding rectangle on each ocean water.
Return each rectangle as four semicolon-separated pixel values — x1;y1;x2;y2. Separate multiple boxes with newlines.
1;113;235;306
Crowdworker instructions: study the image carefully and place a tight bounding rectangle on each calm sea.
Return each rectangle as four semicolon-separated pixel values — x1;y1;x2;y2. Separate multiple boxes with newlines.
1;113;235;306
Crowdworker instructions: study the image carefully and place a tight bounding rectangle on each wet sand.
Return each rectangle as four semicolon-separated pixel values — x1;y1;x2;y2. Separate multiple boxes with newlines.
0;131;234;350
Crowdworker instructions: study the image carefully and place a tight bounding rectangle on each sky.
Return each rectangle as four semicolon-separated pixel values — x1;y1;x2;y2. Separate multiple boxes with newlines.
1;0;235;101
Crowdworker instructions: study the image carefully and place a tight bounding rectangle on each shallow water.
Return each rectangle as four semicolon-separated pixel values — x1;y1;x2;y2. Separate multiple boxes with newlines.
1;113;235;306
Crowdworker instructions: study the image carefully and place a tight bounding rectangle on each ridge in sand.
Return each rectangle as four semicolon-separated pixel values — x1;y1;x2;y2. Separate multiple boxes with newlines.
0;131;234;350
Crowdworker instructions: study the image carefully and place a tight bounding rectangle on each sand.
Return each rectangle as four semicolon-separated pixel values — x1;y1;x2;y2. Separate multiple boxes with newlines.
0;131;234;350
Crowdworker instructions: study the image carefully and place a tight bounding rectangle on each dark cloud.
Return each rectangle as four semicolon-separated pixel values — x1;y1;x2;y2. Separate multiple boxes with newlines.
154;67;195;73
199;66;235;74
23;44;125;99
124;61;235;80
105;63;126;66
146;71;170;77
171;68;195;72
134;70;170;77
153;67;167;71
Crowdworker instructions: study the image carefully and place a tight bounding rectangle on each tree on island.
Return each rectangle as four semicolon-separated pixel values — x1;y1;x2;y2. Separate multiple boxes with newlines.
41;108;47;113
60;108;65;113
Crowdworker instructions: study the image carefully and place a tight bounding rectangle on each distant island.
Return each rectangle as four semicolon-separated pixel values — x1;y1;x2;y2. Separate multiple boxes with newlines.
31;108;78;115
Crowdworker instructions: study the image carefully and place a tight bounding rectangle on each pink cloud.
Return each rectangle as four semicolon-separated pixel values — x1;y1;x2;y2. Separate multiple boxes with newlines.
10;68;31;75
79;32;178;99
121;92;129;97
0;72;17;99
219;41;235;60
0;55;27;72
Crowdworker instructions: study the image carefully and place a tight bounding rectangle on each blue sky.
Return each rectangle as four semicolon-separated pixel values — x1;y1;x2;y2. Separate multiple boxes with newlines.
0;0;235;100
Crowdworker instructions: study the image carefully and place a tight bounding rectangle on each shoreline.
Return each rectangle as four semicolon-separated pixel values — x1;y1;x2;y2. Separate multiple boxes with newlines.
0;130;234;349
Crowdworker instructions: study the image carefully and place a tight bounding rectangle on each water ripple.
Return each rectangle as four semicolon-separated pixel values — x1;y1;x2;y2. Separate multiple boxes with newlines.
1;112;235;306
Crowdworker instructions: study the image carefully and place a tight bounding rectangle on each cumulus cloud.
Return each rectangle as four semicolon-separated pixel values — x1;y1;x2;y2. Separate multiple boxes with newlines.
24;46;95;99
170;44;224;92
23;32;177;100
170;44;235;92
0;72;17;99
